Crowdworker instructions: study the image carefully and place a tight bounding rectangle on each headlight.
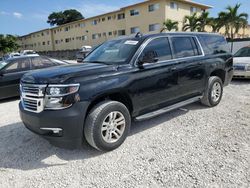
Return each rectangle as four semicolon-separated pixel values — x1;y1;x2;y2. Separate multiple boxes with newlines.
45;84;80;110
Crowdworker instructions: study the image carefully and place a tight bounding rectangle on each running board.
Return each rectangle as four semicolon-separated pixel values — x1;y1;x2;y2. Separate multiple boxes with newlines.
135;96;202;121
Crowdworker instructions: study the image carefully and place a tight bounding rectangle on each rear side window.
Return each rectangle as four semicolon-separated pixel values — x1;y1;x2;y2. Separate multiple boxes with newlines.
31;57;53;69
199;35;230;55
171;37;200;59
5;58;30;73
141;37;172;61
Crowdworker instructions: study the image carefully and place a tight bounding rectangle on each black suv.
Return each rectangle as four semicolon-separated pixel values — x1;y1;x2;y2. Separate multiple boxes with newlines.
19;32;233;151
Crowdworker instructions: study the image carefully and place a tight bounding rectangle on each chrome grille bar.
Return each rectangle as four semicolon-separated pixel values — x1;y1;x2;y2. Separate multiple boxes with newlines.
20;84;47;113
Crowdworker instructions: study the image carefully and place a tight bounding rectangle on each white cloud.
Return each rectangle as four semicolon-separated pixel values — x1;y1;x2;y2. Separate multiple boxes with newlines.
13;12;23;19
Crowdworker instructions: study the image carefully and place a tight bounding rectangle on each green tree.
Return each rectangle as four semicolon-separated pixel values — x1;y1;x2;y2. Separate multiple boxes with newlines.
182;13;200;32
161;19;179;32
197;11;211;32
0;34;19;54
47;9;84;26
209;17;224;32
218;3;248;39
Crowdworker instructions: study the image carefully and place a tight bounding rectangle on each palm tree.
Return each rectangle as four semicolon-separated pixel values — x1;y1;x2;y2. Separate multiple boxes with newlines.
209;17;223;33
197;11;211;32
182;13;200;32
161;19;179;32
218;3;248;39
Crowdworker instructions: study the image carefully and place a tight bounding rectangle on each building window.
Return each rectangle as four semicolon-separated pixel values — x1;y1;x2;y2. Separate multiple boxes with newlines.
117;13;125;20
92;34;99;40
149;23;160;32
64;27;70;32
46;31;49;35
190;7;197;13
65;38;71;43
102;17;106;22
92;20;98;25
108;16;112;20
108;32;112;36
149;4;160;12
47;41;50;45
41;32;44;36
170;2;178;10
82;35;87;41
54;30;56;34
103;32;106;37
118;30;126;36
80;23;85;28
131;27;140;34
42;42;45;45
130;9;139;16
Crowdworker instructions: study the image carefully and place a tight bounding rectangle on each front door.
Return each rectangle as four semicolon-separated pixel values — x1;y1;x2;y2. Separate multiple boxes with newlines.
130;37;180;115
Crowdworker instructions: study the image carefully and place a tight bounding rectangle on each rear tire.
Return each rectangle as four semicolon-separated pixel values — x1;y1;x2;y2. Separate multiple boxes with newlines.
84;100;131;151
201;76;223;107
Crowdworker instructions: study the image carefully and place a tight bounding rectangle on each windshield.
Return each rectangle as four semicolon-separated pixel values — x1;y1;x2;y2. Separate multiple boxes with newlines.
234;47;250;57
84;38;140;64
0;61;9;70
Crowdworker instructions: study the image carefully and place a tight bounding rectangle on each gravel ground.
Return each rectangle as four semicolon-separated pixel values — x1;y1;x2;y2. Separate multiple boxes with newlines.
0;80;249;188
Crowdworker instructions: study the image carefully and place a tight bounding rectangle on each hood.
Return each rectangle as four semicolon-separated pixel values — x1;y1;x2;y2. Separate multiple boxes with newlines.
233;57;250;64
21;63;117;84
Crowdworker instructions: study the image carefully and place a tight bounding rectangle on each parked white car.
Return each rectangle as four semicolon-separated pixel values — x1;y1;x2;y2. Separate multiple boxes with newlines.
233;46;250;79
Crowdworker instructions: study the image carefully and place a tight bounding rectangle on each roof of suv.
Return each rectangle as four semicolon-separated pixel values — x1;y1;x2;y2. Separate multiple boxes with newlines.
112;32;224;44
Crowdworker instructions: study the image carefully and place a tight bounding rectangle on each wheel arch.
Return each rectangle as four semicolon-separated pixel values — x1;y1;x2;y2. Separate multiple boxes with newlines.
85;91;133;118
210;69;226;84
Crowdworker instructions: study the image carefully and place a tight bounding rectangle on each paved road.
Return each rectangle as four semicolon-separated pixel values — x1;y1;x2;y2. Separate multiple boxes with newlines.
0;80;249;187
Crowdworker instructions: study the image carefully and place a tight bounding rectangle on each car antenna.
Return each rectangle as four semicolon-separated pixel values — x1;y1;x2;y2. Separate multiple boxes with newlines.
135;32;143;38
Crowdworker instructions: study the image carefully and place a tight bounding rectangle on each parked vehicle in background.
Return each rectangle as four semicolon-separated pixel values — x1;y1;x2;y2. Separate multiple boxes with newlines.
233;46;250;79
19;32;233;151
20;50;38;56
0;55;68;100
76;46;92;63
2;52;21;60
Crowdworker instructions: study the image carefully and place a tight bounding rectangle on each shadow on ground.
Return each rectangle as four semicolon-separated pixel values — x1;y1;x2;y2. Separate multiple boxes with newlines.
0;101;205;171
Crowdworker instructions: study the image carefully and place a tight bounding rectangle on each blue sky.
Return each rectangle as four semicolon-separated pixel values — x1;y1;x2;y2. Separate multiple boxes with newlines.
0;0;249;36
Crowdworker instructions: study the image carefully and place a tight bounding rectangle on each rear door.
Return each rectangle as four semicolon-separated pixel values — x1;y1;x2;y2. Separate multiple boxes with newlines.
170;36;206;99
0;58;31;99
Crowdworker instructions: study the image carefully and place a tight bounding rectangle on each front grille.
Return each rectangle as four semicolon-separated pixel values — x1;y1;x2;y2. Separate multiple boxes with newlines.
20;84;47;113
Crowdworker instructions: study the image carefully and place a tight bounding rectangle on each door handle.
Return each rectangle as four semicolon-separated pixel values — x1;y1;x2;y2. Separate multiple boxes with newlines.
170;67;177;72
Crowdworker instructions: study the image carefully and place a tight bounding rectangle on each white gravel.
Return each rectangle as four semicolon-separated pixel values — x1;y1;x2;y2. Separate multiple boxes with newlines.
0;80;249;188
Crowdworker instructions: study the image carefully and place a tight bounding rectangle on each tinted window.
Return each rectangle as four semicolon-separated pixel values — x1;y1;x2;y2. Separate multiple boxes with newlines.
200;35;229;55
234;47;250;57
171;37;199;58
141;37;172;61
31;57;53;69
5;58;30;73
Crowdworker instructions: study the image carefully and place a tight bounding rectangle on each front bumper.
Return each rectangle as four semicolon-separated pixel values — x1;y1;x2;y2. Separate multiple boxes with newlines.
233;70;250;79
19;101;89;149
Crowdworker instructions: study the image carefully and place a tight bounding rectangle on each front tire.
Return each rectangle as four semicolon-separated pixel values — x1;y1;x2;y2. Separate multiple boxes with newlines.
201;76;223;107
84;101;131;151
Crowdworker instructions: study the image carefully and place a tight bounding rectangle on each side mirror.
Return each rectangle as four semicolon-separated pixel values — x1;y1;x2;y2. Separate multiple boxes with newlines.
138;51;158;66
